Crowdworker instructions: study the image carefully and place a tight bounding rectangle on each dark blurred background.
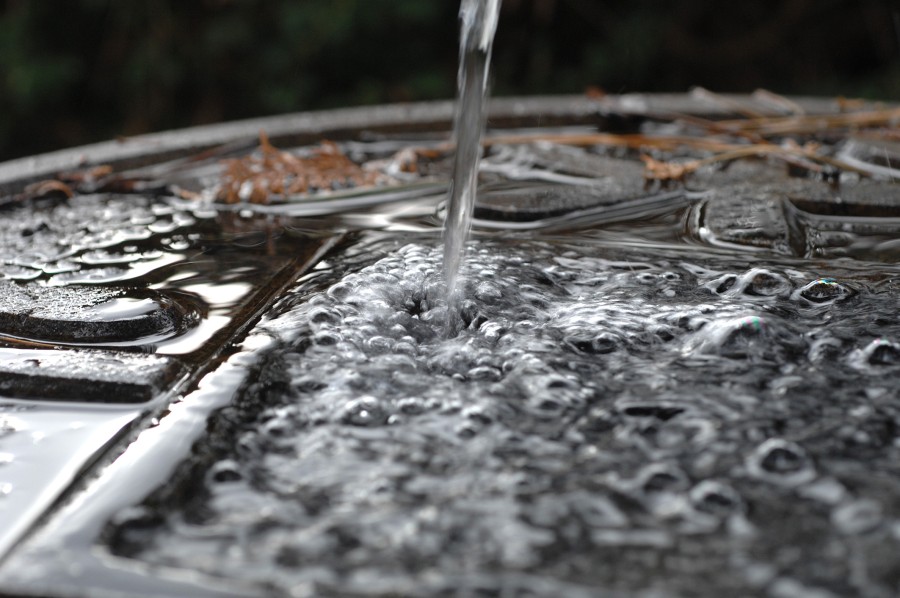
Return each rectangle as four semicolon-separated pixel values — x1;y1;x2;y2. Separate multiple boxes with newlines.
1;0;898;162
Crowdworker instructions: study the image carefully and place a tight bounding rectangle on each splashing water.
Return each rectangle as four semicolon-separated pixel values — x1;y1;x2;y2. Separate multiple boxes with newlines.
443;0;501;321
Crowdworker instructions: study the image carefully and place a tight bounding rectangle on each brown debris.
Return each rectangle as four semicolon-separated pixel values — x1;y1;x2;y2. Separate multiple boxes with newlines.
216;132;387;204
483;98;899;186
58;164;114;185
584;85;607;100
640;142;849;186
23;180;75;199
641;155;700;184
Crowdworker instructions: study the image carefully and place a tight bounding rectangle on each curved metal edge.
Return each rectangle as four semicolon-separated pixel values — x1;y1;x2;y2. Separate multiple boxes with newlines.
0;96;599;196
0;92;878;198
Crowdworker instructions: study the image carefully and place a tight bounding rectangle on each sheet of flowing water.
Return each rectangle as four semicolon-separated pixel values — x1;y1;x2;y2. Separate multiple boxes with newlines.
443;0;500;311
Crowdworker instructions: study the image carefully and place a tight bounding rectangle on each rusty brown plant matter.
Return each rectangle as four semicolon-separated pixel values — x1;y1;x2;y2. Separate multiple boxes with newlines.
216;132;386;204
483;95;900;185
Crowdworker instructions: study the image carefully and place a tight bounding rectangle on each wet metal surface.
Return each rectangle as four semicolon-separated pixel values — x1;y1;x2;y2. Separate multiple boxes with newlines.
0;349;182;403
0;143;339;583
0;96;898;597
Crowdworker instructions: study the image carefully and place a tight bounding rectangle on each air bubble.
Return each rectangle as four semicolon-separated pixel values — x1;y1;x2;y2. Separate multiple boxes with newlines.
831;499;883;535
308;307;340;326
793;278;855;306
747;439;816;486
467;365;502;381
327;282;353;300
462;405;493;425
740;269;792;297
340;396;387;427
621;404;684;421
684;315;804;361
396;397;427;415
808;336;843;363
207;460;244;484
473;281;503;302
689;481;743;516
565;332;619;355
112;238;900;595
260;418;292;438
394;341;417;356
639;466;690;494
706;268;792;299
364;336;394;354
859;339;900;366
707;274;737;294
570;493;629;528
313;331;341;346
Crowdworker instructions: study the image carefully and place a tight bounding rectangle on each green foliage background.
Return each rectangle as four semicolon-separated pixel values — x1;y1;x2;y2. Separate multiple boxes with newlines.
1;0;898;161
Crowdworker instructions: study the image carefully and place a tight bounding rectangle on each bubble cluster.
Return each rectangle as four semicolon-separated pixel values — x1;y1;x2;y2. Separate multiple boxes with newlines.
108;239;900;597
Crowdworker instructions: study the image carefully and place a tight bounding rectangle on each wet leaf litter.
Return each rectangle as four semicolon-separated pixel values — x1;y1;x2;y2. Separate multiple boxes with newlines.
18;88;900;207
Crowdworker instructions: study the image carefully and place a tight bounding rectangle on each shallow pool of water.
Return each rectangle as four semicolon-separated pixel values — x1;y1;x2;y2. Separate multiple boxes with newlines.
98;229;900;596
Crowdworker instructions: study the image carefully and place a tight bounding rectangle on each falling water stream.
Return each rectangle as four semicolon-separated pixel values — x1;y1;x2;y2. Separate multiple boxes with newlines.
442;0;501;320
